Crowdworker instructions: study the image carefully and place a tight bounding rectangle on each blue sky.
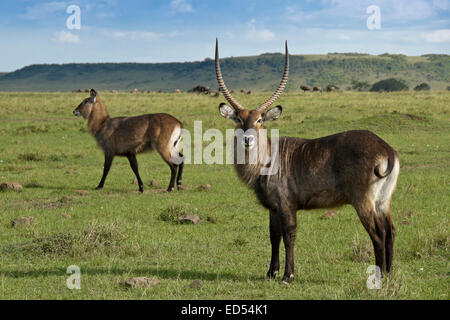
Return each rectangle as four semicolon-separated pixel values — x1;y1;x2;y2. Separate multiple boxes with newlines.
0;0;449;71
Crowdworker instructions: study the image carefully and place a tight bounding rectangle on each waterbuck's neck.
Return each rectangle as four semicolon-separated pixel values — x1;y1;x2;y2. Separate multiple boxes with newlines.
233;132;273;187
88;98;110;137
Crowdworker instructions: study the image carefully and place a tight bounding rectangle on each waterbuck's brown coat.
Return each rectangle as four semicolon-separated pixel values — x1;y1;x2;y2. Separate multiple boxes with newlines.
73;89;184;192
215;39;399;284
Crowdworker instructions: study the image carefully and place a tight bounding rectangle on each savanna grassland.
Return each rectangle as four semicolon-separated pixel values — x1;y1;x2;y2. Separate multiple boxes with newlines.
0;90;448;299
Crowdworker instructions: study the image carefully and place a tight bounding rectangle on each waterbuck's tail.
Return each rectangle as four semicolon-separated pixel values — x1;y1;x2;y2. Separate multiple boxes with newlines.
374;148;397;179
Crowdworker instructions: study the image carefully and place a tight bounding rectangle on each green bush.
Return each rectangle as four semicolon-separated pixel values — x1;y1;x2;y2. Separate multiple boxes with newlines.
370;78;409;92
351;80;371;91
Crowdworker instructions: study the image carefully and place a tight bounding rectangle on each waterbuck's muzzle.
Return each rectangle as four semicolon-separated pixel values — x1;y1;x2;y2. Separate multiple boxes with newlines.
243;134;256;149
73;110;81;117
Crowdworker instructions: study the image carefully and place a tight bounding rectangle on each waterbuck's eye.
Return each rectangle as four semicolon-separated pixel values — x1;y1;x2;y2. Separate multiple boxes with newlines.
257;118;262;124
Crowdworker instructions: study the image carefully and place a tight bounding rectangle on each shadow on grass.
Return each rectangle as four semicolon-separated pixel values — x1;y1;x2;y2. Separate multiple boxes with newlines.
0;266;265;282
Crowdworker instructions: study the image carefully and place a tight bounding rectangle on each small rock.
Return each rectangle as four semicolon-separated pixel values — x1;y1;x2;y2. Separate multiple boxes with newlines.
124;277;159;289
189;280;202;289
0;182;23;192
60;213;71;218
178;214;200;224
150;180;158;187
11;216;34;227
321;211;339;219
75;190;88;196
66;169;75;174
198;184;211;191
402;220;410;225
178;185;188;191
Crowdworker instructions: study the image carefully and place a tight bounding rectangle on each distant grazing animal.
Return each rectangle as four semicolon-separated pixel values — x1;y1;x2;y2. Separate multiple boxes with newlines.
215;39;399;284
73;89;185;193
326;86;336;92
312;86;323;92
190;85;211;94
300;85;312;92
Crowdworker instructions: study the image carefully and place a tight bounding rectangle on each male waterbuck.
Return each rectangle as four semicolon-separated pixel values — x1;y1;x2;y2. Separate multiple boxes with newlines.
73;89;184;192
215;39;399;284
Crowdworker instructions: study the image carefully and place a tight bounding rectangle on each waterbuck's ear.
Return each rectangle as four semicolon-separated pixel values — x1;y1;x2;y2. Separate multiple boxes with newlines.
90;89;97;103
219;103;238;121
262;105;282;122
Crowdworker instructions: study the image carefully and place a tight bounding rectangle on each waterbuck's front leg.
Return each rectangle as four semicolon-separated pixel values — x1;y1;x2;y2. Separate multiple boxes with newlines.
267;210;282;279
280;206;297;284
127;154;144;193
96;153;113;190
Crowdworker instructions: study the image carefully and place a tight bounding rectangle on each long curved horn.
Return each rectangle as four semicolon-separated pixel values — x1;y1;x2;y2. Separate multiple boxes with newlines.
256;41;289;113
215;38;245;111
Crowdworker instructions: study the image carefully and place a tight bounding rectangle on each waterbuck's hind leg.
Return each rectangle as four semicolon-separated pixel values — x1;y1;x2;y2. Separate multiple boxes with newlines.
375;160;399;273
176;152;184;190
384;213;396;273
157;147;179;192
127;154;144;193
167;164;177;192
96;153;114;190
354;200;387;274
267;210;282;279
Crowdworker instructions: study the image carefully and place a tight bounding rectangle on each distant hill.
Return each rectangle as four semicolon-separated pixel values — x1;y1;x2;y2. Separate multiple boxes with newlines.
0;53;448;92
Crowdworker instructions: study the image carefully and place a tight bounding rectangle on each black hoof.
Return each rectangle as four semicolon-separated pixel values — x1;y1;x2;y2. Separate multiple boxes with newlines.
281;274;294;284
266;269;279;279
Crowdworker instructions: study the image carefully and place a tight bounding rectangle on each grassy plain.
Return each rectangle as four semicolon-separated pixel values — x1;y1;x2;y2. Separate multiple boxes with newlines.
0;91;448;299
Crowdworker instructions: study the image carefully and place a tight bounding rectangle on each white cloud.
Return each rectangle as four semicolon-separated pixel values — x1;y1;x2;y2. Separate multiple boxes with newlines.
422;29;450;43
170;0;194;13
245;19;275;42
20;1;68;20
432;0;450;10
110;30;179;42
53;31;80;44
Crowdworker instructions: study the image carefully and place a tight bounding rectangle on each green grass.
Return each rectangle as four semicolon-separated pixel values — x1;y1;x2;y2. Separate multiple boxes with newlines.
0;91;448;299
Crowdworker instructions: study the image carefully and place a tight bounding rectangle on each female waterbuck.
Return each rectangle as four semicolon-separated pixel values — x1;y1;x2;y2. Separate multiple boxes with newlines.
73;89;184;192
215;39;399;284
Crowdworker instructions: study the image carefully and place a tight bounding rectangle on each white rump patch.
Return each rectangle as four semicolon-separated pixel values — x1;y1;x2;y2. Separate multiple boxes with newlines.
372;157;400;214
170;126;183;165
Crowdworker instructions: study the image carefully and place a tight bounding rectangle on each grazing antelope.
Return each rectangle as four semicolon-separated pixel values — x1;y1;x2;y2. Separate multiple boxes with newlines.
215;39;399;284
73;89;184;193
300;85;312;92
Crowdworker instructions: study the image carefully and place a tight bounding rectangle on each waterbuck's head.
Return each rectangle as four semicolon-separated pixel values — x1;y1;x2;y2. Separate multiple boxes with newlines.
73;89;98;119
215;39;288;149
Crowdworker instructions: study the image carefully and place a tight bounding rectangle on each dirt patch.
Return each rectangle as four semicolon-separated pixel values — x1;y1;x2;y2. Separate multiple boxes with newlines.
0;182;23;192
